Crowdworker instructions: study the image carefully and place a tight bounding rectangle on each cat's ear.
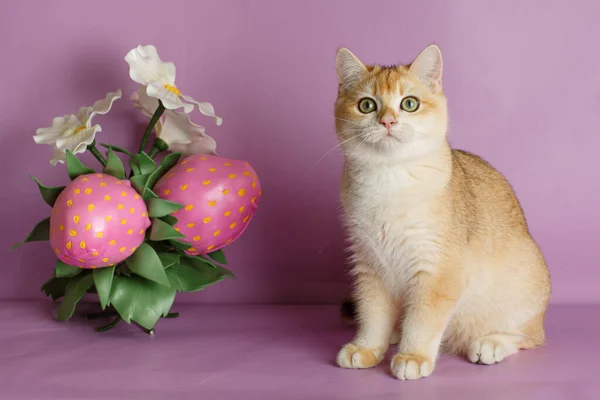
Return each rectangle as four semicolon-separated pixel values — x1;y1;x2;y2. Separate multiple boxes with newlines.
409;44;443;92
336;48;367;88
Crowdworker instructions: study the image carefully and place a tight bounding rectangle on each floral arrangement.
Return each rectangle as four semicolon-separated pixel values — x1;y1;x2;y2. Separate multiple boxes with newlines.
12;45;261;334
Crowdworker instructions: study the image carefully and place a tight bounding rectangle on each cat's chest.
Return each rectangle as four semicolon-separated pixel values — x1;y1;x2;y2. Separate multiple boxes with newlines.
344;181;442;284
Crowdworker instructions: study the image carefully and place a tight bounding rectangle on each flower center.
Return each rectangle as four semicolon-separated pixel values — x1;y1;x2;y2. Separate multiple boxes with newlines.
74;125;86;134
163;84;181;96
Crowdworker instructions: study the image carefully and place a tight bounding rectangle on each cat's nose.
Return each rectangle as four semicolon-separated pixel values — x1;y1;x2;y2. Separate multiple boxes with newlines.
379;116;397;131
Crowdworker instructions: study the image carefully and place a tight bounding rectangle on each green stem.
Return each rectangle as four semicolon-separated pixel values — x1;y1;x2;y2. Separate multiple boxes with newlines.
138;101;166;154
97;316;122;332
88;142;107;167
148;138;169;159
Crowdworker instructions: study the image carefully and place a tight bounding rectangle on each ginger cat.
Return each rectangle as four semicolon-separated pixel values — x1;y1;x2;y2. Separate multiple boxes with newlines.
334;45;550;380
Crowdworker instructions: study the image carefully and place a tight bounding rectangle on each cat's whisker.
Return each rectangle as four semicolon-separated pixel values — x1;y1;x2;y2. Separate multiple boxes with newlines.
333;116;363;127
314;135;362;167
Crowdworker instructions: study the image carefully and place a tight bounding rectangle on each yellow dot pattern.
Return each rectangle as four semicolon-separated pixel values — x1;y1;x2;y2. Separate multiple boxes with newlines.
104;195;111;201
203;180;211;186
127;229;133;235
80;240;86;249
203;217;212;224
73;215;80;224
67;200;73;207
88;204;95;211
69;229;78;237
185;204;194;211
85;188;92;195
74;189;81;195
181;184;189;190
96;232;104;238
208;200;216;207
193;236;201;242
228;174;236;179
92;251;99;257
186;223;196;228
66;241;72;250
85;223;92;231
186;167;195;172
238;188;245;197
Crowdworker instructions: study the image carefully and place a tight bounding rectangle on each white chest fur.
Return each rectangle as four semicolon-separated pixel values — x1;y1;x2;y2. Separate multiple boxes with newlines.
342;163;446;294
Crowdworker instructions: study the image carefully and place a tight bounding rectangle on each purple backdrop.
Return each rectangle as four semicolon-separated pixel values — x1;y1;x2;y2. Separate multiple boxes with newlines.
1;0;598;304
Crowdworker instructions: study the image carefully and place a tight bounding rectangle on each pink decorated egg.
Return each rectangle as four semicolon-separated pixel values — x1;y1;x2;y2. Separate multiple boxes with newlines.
154;154;261;255
49;173;151;268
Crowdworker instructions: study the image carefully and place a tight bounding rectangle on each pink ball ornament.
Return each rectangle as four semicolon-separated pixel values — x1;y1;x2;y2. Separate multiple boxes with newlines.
154;154;261;255
49;173;151;269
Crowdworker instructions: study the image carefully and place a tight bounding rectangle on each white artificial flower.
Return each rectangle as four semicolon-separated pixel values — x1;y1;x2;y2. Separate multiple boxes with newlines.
34;90;122;165
125;45;222;125
132;87;217;155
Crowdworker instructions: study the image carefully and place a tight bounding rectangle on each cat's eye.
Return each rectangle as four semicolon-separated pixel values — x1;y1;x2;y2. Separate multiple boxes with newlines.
400;96;420;113
358;98;377;114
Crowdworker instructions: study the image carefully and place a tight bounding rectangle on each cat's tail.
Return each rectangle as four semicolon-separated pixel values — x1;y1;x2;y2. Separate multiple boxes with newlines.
340;293;357;324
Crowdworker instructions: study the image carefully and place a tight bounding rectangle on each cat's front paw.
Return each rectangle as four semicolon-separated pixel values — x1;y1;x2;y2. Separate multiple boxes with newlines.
390;353;433;380
336;343;385;369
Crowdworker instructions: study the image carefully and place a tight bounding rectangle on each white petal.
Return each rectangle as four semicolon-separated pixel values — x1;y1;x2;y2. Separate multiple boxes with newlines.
50;148;66;166
159;111;217;155
56;126;100;152
147;82;191;112
34;114;80;144
159;110;202;145
87;90;122;123
131;86;159;118
168;136;217;156
75;107;92;123
181;94;222;125
125;45;175;86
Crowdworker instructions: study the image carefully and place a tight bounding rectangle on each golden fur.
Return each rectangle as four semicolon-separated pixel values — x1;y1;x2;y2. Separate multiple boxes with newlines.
334;45;550;380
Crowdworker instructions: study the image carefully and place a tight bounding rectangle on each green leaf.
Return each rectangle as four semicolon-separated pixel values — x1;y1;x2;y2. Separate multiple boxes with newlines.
144;152;181;191
109;275;176;330
143;188;158;200
129;153;157;176
54;260;82;278
30;175;65;207
129;174;150;193
66;150;95;180
169;239;193;252
93;265;116;309
102;149;126;179
157;252;181;269
207;249;228;265
146;198;184;218
57;273;94;321
99;143;134;156
166;257;234;292
149;218;185;241
41;276;70;300
160;215;178;226
125;242;170;286
11;217;50;249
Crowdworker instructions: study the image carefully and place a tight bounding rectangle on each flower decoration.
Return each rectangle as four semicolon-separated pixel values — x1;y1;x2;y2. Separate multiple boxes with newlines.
33;90;122;165
125;45;222;125
12;44;261;335
131;87;217;156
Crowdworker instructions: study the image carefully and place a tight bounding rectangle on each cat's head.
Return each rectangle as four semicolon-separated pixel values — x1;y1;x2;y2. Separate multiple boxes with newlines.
334;45;448;162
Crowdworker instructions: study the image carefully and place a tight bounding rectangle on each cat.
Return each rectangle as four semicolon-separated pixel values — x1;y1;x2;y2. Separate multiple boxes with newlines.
333;45;551;380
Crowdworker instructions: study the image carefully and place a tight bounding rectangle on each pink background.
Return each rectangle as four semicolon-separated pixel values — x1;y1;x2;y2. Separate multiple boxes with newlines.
2;0;598;304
